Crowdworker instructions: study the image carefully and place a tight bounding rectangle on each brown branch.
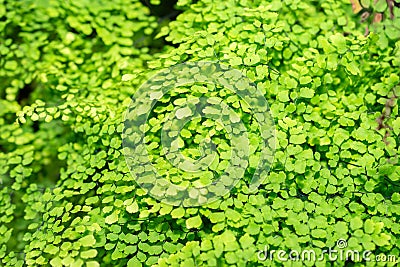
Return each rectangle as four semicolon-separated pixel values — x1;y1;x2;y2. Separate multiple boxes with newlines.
387;0;395;20
376;88;398;145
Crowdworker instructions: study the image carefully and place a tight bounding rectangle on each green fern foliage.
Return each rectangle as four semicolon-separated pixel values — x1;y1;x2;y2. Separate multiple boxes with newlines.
1;0;399;266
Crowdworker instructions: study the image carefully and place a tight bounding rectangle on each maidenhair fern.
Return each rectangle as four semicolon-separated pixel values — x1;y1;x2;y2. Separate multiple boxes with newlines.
1;0;399;266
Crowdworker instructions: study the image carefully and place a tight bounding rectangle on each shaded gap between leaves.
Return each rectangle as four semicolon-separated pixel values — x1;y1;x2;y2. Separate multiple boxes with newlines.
16;80;36;107
140;0;183;49
140;0;181;21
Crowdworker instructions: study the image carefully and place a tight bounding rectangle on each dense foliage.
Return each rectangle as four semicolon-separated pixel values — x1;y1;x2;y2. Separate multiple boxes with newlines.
1;0;400;266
